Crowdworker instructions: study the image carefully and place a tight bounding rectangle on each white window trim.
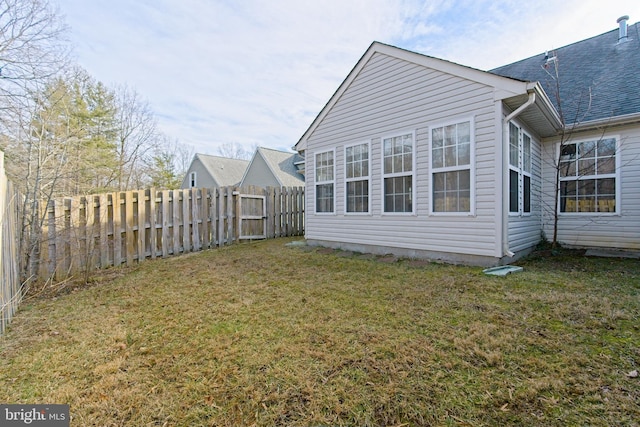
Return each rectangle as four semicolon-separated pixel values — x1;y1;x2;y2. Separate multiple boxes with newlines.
556;135;621;216
314;149;336;215
508;122;533;217
380;130;416;215
344;141;371;215
189;171;197;188
429;117;475;216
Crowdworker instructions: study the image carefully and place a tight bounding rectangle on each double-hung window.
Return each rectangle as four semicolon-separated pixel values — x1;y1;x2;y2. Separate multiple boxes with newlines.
315;150;335;213
431;120;473;213
559;138;617;213
189;171;197;188
382;132;414;213
508;122;532;214
345;142;370;213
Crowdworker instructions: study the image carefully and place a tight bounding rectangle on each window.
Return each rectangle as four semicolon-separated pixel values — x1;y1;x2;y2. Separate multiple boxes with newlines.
345;143;370;213
559;138;617;213
189;172;197;188
431;120;472;213
315;150;334;213
383;132;414;213
509;123;532;214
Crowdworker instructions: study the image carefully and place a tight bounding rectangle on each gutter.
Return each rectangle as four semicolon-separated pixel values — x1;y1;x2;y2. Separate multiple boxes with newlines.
501;90;536;258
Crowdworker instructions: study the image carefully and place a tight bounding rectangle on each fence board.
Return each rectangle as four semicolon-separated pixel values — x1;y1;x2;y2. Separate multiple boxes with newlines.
113;192;122;266
125;192;135;266
161;190;170;257
172;190;181;255
149;189;157;260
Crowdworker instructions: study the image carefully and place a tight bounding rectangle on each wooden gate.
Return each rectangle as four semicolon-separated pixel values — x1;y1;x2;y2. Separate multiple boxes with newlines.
239;193;266;240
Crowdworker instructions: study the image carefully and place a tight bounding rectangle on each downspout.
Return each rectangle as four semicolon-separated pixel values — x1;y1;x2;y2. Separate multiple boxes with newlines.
501;90;535;258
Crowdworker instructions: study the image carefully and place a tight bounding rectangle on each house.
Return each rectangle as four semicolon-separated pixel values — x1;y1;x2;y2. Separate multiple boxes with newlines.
239;147;305;188
180;153;249;189
294;16;640;266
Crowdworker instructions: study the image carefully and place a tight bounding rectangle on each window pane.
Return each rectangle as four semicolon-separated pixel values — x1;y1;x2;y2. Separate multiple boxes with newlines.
509;123;519;166
458;170;470;190
560;160;576;177
433;171;470;212
524;175;531;213
458;122;470;143
578;159;596;176
523;134;531;173
561;143;576;160
598;138;616;156
403;153;412;171
458;142;470;165
346;180;369;213
384;157;392;174
445;145;457;167
578;180;595;196
509;169;519;213
444;125;456;146
432;127;443;148
597;178;615;195
384;176;411;212
315;184;334;213
432;148;443;168
597;156;615;174
578;140;596;158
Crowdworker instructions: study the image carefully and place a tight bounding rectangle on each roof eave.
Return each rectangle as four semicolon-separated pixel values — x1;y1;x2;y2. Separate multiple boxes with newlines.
568;111;640;132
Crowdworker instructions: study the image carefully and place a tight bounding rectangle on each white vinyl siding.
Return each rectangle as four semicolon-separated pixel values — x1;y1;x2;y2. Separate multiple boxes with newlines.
314;150;335;214
345;142;370;214
304;51;501;260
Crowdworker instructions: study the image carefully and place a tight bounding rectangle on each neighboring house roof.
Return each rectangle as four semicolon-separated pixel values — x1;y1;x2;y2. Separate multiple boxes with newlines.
241;147;304;187
192;153;249;187
491;20;640;127
294;41;559;151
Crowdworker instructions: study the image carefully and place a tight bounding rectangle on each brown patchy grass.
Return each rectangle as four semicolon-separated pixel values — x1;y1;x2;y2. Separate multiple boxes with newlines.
1;238;639;426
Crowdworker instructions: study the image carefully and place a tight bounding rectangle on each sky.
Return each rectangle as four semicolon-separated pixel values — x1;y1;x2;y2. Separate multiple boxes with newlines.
54;0;640;156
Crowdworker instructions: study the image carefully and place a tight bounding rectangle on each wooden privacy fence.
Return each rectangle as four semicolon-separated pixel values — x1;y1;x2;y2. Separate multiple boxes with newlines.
39;186;304;281
1;151;24;335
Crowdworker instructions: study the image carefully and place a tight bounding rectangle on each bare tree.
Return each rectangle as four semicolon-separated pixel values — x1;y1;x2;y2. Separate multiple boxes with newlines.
110;84;158;190
217;141;255;160
0;0;70;282
0;0;69;103
540;52;620;248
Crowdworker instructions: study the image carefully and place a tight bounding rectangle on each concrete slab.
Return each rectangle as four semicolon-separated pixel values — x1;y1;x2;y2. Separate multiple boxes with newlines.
483;265;524;276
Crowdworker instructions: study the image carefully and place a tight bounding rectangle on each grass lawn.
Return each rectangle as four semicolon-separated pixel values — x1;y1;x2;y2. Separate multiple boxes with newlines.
1;238;638;426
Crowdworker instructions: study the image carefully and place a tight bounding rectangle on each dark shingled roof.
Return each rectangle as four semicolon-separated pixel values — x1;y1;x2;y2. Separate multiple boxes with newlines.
490;21;640;125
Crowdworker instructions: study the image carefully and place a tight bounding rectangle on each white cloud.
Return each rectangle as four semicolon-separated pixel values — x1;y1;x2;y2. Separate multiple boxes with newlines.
55;0;640;155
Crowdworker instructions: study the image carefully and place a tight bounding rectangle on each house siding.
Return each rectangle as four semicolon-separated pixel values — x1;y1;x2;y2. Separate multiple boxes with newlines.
242;154;280;187
541;124;640;250
305;52;501;262
180;158;218;189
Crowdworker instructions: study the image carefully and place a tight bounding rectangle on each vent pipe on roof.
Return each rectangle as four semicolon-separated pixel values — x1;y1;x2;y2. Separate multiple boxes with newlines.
617;15;629;42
